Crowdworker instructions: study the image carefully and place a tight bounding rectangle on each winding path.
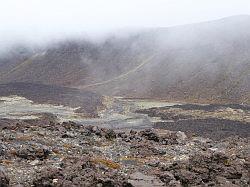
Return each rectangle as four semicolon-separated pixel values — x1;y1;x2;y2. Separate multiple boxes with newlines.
77;54;157;89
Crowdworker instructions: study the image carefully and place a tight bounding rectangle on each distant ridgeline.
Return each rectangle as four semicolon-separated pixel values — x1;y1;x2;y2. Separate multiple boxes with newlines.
0;15;249;104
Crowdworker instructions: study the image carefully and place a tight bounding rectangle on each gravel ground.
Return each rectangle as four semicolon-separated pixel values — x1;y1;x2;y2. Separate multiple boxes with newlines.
0;114;249;187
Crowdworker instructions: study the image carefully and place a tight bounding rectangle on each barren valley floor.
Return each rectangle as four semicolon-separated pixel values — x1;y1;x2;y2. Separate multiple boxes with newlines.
0;88;249;186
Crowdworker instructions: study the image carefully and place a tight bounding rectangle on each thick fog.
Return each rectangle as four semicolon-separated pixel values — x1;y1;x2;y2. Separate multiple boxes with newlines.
0;0;249;104
1;0;250;47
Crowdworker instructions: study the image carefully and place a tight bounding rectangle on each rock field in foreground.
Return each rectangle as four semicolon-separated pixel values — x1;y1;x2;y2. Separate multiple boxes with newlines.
0;115;249;187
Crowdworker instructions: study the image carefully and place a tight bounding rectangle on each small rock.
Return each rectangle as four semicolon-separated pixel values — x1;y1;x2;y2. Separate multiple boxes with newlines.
104;129;116;140
0;166;9;187
37;131;46;136
159;171;175;185
174;169;200;185
0;143;7;156
93;127;102;136
148;160;160;167
16;146;50;160
30;160;40;166
117;132;127;139
168;180;182;187
153;148;166;155
176;131;187;143
140;129;159;142
61;132;75;138
129;130;137;135
52;178;58;184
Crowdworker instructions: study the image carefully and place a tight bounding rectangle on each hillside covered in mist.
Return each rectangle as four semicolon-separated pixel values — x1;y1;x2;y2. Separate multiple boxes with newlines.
0;15;249;104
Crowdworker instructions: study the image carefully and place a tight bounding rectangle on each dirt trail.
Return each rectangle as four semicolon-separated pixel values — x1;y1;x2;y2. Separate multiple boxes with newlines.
0;53;44;80
78;54;157;89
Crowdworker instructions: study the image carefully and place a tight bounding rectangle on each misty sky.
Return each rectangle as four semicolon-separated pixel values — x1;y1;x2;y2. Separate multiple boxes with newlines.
1;0;250;44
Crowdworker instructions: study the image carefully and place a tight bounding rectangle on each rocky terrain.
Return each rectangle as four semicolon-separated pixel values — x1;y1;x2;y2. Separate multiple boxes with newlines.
0;14;250;187
0;114;249;187
137;103;250;140
0;82;104;117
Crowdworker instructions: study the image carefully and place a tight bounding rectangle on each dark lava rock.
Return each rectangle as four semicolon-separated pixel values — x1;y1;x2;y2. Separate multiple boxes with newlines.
155;118;250;140
92;126;102;136
61;134;70;138
32;167;63;187
84;126;107;137
104;129;116;140
162;151;250;186
140;129;159;142
0;143;6;156
0;167;9;187
16;146;50;160
159;171;175;185
147;160;160;167
61;132;75;138
96;180;116;187
169;103;250;112
117;132;128;139
174;169;200;186
160;133;179;145
0;117;249;186
33;156;132;187
129;130;137;135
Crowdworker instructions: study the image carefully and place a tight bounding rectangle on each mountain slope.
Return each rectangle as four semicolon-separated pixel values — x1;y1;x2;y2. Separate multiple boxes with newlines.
0;15;249;104
87;15;250;104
